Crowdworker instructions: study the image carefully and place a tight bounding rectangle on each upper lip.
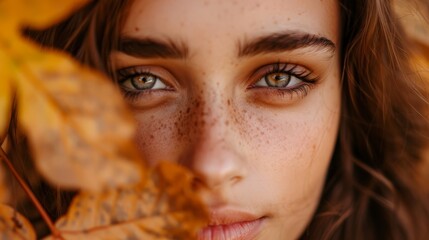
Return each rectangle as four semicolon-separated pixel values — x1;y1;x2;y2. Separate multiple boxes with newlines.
206;208;262;226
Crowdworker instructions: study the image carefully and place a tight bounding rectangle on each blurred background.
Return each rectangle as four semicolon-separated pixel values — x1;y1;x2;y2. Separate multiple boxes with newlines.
395;0;429;75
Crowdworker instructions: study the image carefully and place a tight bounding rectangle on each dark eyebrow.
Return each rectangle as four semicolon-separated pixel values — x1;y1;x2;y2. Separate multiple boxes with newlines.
118;37;189;59
237;31;336;58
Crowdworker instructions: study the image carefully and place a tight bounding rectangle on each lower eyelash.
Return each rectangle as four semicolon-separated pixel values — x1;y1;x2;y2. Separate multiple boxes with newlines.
270;83;313;99
120;88;176;104
121;89;142;102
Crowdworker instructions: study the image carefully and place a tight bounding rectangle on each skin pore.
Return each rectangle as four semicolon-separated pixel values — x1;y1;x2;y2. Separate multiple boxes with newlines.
110;0;341;239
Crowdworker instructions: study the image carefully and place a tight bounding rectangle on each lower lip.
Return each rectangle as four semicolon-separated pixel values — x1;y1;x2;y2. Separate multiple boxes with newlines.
197;217;265;240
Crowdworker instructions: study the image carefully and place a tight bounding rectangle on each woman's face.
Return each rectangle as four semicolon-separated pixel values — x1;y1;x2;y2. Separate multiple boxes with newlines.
111;0;341;239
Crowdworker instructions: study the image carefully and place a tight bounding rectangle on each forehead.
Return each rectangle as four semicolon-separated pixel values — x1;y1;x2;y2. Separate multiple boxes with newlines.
122;0;340;46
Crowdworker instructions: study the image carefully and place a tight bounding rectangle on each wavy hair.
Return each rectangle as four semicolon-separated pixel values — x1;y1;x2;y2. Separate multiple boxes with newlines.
305;0;429;239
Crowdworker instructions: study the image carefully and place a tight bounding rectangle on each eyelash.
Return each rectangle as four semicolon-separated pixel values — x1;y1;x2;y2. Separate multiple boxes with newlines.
115;62;318;101
116;67;171;102
249;62;318;99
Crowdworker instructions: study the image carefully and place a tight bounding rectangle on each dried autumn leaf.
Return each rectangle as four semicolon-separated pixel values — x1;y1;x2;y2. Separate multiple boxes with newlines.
15;46;144;191
0;204;36;240
0;52;12;142
0;0;145;190
0;0;89;29
46;162;208;240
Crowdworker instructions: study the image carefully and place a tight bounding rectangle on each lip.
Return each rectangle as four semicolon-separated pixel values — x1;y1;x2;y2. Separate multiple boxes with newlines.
197;209;266;240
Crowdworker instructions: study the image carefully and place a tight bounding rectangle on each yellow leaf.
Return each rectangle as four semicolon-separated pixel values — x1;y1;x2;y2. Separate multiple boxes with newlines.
15;49;144;191
46;162;208;239
0;60;12;143
0;204;36;240
0;0;90;30
0;0;145;191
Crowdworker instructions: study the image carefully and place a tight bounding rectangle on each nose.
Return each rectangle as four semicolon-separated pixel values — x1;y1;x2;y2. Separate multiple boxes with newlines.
189;139;245;190
180;97;246;191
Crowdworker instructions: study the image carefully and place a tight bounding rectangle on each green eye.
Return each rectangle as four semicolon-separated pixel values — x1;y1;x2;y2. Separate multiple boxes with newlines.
130;74;157;90
252;63;313;90
265;73;291;88
120;73;168;91
255;73;302;89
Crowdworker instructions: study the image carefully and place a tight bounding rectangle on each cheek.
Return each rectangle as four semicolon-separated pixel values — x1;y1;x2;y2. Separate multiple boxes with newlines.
243;102;339;173
132;96;212;165
241;88;340;234
133;105;183;165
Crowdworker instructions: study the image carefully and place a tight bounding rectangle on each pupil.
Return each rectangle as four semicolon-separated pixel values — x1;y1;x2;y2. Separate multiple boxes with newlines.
275;75;284;80
131;74;156;89
266;73;290;87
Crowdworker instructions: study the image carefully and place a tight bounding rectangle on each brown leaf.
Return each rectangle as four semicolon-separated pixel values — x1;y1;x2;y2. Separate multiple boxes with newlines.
0;0;145;190
0;52;12;143
46;162;207;240
15;47;144;190
0;204;36;240
0;0;90;30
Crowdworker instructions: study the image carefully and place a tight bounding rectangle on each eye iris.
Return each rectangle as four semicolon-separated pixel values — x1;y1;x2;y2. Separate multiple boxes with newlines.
265;73;290;88
131;74;156;90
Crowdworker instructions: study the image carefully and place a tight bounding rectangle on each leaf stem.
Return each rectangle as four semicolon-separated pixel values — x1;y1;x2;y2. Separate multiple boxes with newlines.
0;147;63;239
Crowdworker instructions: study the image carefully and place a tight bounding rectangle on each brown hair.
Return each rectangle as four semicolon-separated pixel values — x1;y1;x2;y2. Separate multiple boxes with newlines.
305;0;429;239
16;0;429;238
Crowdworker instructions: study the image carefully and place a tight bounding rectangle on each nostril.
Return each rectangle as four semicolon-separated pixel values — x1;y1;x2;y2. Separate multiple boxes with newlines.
229;176;242;185
190;173;243;191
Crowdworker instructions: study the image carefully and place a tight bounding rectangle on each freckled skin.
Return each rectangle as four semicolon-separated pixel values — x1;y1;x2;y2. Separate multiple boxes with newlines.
111;0;341;239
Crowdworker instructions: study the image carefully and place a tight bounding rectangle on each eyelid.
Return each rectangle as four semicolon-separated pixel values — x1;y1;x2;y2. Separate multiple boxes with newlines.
118;65;165;80
248;62;316;89
245;62;320;106
116;65;176;89
114;65;178;106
